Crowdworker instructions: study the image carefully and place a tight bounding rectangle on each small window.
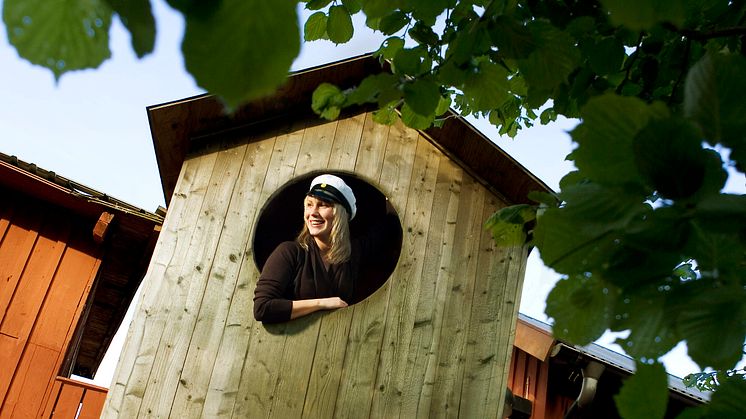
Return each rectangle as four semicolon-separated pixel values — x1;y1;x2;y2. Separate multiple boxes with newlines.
253;172;402;304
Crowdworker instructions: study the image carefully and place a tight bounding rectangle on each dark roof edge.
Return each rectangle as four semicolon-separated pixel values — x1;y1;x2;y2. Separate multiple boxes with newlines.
147;54;551;206
517;313;711;403
0;151;163;224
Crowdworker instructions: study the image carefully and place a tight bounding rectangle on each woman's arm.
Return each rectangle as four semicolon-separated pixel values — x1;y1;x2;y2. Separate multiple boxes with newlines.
290;297;347;319
254;242;348;323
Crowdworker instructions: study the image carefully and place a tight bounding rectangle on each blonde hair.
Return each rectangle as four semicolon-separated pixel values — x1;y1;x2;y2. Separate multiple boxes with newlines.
297;203;351;265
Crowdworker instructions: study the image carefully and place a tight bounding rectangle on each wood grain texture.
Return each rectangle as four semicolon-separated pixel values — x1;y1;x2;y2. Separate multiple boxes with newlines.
114;111;528;418
171;135;276;417
103;150;219;418
138;143;248;418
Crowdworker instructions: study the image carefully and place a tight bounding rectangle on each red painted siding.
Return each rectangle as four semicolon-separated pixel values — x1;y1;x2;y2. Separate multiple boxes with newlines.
0;195;102;418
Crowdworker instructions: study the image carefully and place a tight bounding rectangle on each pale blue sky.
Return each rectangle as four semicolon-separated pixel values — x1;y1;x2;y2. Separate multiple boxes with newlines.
4;0;736;386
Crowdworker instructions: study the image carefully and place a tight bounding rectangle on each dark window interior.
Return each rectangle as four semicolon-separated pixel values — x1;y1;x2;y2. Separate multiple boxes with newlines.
253;172;403;304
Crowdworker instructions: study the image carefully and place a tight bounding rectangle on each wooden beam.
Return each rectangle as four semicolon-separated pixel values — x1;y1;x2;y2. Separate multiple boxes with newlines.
92;212;114;244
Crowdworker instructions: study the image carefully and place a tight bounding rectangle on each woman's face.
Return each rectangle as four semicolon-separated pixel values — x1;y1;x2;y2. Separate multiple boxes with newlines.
304;196;335;244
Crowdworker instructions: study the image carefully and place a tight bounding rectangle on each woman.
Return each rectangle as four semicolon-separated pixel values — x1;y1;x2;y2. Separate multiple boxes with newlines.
253;174;358;323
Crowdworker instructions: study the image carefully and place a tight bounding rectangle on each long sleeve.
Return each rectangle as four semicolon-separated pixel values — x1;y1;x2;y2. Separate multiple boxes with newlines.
253;242;299;323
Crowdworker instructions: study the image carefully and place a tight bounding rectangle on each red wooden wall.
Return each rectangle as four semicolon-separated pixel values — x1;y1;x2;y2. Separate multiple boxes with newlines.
0;195;102;418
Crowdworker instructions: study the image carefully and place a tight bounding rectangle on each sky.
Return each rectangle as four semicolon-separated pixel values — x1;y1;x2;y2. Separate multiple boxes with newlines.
2;0;737;387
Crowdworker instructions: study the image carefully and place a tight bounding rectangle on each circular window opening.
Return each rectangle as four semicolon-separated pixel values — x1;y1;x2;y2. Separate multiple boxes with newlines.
253;172;403;304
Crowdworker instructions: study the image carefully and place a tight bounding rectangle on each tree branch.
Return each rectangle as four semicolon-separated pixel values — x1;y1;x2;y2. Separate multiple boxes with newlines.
664;24;746;40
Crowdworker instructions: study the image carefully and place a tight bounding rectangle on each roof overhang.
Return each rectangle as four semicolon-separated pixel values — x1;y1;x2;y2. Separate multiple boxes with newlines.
147;54;552;207
0;153;162;378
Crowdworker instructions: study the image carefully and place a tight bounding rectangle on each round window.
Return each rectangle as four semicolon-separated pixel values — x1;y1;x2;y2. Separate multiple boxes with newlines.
253;172;403;304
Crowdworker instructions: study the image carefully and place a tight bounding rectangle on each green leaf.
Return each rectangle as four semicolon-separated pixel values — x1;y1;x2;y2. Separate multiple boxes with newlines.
684;52;746;170
372;103;399;125
686;221;744;273
488;15;537;59
400;103;434;129
312;83;346;120
527;191;557;207
181;0;299;109
484;204;536;246
462;60;511;111
545;274;616;345
706;378;746;418
587;37;625;75
558;182;648;232
407;0;449;25
403;79;440;116
571;93;668;186
517;21;581;92
305;0;333;10
341;0;361;14
374;36;404;61
346;73;398;105
165;0;219;16
304;11;328;41
614;289;679;359
327;5;354;44
533;205;618;275
361;0;397;18
408;21;439;45
378;10;409;35
434;95;451;116
633;117;725;200
393;47;426;75
600;0;685;31
677;283;746;370
614;362;668;419
4;0;113;79
105;0;155;58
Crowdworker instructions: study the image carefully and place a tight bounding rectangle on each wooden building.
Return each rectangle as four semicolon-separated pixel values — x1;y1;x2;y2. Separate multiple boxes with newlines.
102;55;707;419
0;153;162;417
103;55;550;418
508;313;708;418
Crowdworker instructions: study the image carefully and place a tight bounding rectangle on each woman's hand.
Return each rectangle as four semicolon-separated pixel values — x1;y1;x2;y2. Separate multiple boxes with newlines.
290;297;348;319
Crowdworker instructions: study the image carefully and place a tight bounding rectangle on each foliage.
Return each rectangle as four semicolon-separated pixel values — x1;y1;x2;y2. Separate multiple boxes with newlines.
3;0;746;417
684;366;746;392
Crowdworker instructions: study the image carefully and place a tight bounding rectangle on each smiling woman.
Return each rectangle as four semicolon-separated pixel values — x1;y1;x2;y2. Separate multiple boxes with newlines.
252;173;402;323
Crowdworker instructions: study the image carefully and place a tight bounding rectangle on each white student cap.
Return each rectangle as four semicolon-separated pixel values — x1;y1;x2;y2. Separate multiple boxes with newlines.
307;174;357;220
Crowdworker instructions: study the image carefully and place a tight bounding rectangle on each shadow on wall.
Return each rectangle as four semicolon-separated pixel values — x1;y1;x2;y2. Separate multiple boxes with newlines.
252;172;403;305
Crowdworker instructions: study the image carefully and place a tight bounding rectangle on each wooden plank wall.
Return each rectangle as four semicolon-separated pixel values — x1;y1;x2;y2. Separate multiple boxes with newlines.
0;193;102;418
104;111;528;418
42;376;108;419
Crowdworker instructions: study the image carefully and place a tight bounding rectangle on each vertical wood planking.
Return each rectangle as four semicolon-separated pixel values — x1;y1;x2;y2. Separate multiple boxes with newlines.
138;143;248;417
413;161;464;416
266;119;338;419
294;120;338;176
103;150;219;418
354;112;391;181
459;196;508;418
171;134;275;417
0;203;14;239
0;214;70;407
199;131;284;417
4;343;58;418
400;156;459;418
78;389;108;419
486;244;528;415
327;112;364;171
333;112;392;419
353;120;419;417
428;176;486;417
50;380;84;419
229;122;307;419
370;138;441;418
0;203;41;325
301;113;364;417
